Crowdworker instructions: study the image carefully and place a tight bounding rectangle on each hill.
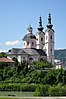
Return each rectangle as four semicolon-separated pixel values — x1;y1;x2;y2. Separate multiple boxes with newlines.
54;49;66;62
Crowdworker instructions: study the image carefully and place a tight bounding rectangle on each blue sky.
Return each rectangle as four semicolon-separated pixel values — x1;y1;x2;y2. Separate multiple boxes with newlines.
0;0;66;52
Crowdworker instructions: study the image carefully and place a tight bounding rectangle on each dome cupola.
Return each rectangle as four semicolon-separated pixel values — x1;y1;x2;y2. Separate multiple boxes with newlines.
23;25;36;49
23;25;36;41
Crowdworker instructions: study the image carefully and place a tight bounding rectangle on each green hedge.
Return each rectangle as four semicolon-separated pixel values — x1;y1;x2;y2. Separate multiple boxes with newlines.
34;83;66;96
0;83;37;91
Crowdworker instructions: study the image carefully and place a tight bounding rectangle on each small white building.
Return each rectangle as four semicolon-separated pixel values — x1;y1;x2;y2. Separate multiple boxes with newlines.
54;59;64;69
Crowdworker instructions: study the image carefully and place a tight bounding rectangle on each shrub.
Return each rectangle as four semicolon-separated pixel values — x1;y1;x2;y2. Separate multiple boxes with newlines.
34;84;50;96
48;83;63;96
48;86;60;96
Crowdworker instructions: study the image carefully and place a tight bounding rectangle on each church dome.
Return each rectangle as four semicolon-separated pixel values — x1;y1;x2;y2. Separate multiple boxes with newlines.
23;33;36;41
23;25;36;41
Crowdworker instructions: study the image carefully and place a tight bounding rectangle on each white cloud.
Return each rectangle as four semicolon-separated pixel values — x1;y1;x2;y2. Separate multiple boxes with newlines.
57;48;65;50
5;40;21;46
0;50;7;52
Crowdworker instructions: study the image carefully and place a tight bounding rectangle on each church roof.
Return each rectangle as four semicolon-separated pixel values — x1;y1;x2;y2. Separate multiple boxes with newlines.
7;48;47;56
22;33;36;41
35;49;46;56
23;48;39;55
7;48;22;54
36;31;45;35
22;25;36;41
45;28;55;33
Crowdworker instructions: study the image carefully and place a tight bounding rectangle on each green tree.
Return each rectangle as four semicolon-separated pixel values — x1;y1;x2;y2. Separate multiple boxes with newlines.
43;70;56;85
32;60;53;69
0;52;7;58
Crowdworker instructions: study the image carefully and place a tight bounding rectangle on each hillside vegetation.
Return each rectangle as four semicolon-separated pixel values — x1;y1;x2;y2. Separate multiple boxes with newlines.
54;49;66;62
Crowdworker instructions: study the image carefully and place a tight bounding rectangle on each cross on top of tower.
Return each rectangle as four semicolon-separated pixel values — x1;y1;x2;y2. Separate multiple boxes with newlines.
27;24;33;34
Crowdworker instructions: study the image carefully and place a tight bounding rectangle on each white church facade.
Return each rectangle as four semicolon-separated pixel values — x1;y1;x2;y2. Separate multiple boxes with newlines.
7;13;54;65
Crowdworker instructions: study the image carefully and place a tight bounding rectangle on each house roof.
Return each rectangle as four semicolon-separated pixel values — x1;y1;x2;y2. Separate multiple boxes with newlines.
0;58;14;63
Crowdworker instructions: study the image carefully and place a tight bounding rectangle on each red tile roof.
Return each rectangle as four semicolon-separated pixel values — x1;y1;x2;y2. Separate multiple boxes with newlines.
0;58;14;63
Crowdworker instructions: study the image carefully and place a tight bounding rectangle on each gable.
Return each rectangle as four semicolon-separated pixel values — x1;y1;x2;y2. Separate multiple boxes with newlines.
18;49;28;55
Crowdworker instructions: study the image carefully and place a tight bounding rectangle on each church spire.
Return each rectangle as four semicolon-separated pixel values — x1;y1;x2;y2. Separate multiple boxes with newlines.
47;12;53;29
38;16;43;31
27;24;33;34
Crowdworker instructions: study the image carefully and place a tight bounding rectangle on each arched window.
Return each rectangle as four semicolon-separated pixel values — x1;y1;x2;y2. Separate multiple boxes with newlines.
29;57;33;60
41;37;43;41
32;42;34;46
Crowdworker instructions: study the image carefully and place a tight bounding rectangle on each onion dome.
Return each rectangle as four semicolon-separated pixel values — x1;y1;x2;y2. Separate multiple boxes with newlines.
38;16;44;31
47;12;53;29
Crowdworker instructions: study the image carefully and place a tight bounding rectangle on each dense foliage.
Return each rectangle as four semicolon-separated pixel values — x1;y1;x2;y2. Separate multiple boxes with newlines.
0;61;66;85
32;60;53;69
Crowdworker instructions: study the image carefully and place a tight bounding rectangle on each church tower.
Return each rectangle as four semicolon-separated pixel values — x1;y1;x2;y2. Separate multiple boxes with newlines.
44;13;54;64
36;16;45;49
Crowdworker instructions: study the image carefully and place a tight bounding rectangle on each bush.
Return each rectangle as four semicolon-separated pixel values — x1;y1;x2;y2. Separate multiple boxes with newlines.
48;83;66;96
59;86;66;96
48;86;60;96
34;84;50;96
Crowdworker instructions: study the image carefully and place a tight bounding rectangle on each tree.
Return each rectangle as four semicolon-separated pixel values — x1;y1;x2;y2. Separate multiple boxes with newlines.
43;70;56;85
0;52;7;58
32;60;53;69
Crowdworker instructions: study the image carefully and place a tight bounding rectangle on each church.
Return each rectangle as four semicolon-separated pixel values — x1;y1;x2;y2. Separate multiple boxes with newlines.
7;13;54;65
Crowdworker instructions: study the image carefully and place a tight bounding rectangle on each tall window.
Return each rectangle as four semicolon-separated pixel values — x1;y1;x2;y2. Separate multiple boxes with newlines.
46;36;47;40
41;37;43;41
27;42;29;46
45;47;47;51
36;38;38;41
51;45;52;52
23;57;25;59
50;35;52;39
24;42;25;46
51;49;52;52
32;42;34;46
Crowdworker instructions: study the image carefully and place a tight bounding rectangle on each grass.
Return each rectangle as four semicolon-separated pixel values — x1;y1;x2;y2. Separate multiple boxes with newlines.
0;97;41;99
0;91;41;99
0;98;40;99
0;91;34;97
